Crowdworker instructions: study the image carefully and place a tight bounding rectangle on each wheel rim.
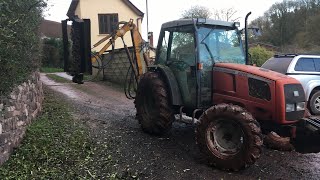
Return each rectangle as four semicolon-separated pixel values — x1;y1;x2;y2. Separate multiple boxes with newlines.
206;119;244;157
315;96;320;111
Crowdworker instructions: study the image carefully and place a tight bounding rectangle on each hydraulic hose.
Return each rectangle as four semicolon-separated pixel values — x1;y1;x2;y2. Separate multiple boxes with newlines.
124;64;137;99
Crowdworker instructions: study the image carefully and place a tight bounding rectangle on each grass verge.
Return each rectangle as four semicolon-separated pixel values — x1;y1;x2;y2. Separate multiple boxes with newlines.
46;74;70;83
0;89;111;179
40;67;64;73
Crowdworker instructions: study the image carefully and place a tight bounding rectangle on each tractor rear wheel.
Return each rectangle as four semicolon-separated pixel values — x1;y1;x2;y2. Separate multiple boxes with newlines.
196;104;263;171
135;72;174;135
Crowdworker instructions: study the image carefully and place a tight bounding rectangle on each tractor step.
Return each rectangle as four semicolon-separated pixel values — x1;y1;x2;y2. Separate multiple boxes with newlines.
301;116;320;131
305;116;320;129
293;116;320;153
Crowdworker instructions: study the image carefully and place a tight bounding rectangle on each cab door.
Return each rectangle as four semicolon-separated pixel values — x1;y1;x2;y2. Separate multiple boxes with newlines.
157;26;197;108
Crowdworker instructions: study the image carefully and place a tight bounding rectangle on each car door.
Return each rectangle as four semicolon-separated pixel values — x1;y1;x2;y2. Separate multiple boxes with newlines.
288;57;320;99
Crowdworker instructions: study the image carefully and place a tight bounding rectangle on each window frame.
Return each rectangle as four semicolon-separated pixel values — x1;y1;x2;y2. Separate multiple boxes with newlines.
98;13;119;35
287;55;320;74
313;58;320;72
294;58;316;72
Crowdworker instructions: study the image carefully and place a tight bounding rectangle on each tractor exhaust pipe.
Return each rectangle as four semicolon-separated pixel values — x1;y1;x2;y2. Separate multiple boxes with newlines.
245;12;251;65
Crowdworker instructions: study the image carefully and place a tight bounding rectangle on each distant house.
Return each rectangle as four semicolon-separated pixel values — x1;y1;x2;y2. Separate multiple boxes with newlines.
67;0;144;51
39;19;71;39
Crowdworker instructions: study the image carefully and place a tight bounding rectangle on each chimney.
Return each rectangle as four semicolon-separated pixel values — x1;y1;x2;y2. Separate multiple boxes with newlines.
148;32;154;47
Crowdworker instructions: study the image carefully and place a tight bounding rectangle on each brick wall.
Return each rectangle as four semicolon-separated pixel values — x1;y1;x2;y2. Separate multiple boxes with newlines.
0;72;44;165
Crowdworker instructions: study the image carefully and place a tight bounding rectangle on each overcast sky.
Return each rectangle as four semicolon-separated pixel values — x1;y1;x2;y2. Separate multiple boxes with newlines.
44;0;283;42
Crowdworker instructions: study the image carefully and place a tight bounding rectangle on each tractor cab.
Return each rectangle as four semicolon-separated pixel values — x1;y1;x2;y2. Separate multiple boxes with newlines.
155;19;245;108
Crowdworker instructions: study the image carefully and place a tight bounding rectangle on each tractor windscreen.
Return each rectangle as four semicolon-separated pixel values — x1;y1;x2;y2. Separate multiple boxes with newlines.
198;26;245;65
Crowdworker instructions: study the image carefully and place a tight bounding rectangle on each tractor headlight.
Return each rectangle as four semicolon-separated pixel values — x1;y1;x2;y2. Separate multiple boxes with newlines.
286;104;295;112
296;102;305;111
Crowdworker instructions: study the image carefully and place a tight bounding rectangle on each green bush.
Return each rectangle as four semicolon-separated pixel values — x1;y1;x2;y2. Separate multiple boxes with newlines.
249;45;274;67
0;0;46;95
42;38;64;68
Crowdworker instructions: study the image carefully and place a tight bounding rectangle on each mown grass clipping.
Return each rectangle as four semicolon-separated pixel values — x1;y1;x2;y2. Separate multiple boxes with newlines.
0;90;100;179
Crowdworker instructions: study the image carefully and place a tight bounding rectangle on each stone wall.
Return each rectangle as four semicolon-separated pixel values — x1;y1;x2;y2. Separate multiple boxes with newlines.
103;48;132;84
102;47;146;85
0;72;43;165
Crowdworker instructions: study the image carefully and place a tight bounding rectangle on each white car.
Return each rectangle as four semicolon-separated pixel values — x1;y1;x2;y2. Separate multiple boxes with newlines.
262;54;320;115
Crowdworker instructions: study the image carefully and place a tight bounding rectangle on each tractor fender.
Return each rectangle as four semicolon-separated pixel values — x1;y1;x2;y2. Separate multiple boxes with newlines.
148;65;182;106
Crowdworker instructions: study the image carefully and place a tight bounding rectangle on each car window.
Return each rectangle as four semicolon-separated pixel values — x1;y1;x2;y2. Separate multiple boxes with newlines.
314;58;320;72
294;58;316;72
261;57;293;74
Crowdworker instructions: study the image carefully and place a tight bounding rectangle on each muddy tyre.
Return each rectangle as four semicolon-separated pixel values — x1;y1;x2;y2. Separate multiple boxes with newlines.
309;91;320;115
135;72;174;135
195;104;263;171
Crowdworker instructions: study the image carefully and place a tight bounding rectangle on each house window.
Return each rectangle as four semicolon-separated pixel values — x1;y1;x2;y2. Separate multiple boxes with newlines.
98;14;118;34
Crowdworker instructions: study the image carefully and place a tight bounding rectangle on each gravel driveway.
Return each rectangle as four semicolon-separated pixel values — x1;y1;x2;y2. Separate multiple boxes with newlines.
41;73;320;180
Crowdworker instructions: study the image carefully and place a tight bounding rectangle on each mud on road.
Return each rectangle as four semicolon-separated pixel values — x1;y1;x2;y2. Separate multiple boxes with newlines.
41;73;320;180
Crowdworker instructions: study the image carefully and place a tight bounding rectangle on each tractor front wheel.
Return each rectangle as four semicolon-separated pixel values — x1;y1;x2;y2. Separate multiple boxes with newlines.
135;72;174;135
196;104;263;171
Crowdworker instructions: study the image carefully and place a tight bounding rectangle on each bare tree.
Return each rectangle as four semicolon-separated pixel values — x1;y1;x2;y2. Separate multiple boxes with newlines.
181;5;212;19
213;8;240;22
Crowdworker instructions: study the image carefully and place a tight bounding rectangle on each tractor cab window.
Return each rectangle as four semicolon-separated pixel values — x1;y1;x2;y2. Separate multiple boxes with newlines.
158;31;170;64
164;25;197;107
170;27;195;67
198;26;245;65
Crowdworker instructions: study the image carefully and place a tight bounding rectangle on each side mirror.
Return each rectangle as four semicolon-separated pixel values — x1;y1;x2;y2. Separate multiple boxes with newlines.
249;26;262;36
166;60;173;66
239;28;244;34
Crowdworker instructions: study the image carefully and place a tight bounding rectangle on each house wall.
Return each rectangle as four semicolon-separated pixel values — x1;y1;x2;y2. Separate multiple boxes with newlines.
75;0;143;52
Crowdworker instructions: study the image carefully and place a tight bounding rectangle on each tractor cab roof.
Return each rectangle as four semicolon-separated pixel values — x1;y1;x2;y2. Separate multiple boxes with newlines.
161;18;238;29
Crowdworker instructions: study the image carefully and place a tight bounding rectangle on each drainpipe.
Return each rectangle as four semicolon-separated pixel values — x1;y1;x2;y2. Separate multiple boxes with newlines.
245;12;251;65
148;32;154;47
136;17;143;32
146;0;149;41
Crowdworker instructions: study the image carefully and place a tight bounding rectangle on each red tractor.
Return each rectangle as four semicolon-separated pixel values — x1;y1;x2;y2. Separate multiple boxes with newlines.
63;14;320;171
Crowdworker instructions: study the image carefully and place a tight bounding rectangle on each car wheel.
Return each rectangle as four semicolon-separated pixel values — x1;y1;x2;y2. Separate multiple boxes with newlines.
309;91;320;115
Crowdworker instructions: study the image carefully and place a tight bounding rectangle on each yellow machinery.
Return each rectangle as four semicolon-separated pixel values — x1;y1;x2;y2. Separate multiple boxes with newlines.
62;17;151;89
91;19;150;82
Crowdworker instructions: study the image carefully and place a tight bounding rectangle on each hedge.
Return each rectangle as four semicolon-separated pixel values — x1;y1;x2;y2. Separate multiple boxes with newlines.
0;0;46;96
249;45;274;67
41;38;64;68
